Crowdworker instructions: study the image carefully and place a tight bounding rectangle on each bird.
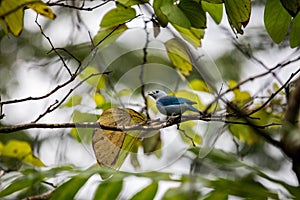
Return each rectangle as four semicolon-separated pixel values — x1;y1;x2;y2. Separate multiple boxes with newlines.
148;90;204;116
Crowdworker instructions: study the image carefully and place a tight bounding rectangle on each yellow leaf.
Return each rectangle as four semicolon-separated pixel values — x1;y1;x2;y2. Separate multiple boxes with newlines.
173;24;205;47
2;140;31;159
0;0;24;36
228;80;251;106
94;92;106;107
92;108;146;174
229;123;260;145
0;142;3;156
0;0;55;36
1;140;45;167
26;2;56;19
189;79;210;93
165;38;192;77
23;154;45;167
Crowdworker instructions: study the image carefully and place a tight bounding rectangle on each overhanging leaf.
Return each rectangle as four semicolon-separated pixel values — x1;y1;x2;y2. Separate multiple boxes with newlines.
224;0;251;34
280;0;300;17
178;0;206;28
264;0;291;44
117;0;149;7
165;38;193;77
153;0;169;27
290;12;300;48
100;7;136;28
161;1;191;28
93;25;128;50
173;24;205;47
202;1;223;24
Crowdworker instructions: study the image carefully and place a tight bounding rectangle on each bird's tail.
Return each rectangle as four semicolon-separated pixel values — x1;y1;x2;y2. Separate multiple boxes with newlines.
188;105;204;115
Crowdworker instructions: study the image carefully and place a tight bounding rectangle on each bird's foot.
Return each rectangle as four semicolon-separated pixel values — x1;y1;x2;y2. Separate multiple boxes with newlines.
167;115;181;124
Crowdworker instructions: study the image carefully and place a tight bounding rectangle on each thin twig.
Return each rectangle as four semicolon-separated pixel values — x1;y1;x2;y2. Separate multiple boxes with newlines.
35;16;73;76
48;1;111;11
32;71;111;123
205;54;300;112
140;19;151;119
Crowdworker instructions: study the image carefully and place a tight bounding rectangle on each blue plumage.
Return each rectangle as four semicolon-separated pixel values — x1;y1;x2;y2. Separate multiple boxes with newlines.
148;90;203;116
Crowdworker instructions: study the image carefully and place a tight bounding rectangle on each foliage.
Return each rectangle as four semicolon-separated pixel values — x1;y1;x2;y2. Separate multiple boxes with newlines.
1;0;300;199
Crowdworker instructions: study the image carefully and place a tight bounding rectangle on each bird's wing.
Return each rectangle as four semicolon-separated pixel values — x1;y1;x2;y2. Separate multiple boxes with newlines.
177;97;197;105
158;96;196;106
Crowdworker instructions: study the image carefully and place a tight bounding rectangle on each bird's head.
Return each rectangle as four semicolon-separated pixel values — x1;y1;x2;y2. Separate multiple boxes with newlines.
148;90;167;99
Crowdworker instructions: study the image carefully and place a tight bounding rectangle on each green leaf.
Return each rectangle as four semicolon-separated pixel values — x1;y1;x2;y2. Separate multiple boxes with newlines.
50;174;92;200
130;182;159;200
173;24;204;47
161;1;191;28
179;121;202;146
79;66;106;89
208;176;278;199
153;0;169;27
224;0;251;34
117;0;149;7
290;12;300;48
178;0;206;28
203;0;224;3
100;7;136;28
72;110;98;143
142;132;162;158
202;1;223;24
228;123;260;145
203;191;228;200
62;94;82;107
165;38;192;77
130;142;141;168
94;25;128;50
264;0;291;44
93;179;123;200
0;178;32;198
162;184;201;200
115;89;133;97
72;110;98;123
280;0;300;17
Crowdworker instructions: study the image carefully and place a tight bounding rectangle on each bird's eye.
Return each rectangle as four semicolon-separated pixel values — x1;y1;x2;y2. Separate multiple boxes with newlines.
155;90;159;93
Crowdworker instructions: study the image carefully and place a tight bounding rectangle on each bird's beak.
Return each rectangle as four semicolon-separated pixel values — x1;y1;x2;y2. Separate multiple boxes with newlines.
148;91;154;96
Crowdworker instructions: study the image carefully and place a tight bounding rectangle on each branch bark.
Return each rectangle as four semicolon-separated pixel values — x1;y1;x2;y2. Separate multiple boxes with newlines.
281;77;300;184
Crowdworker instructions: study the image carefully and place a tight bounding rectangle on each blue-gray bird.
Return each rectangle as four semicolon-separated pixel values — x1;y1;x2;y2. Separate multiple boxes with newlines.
148;90;204;116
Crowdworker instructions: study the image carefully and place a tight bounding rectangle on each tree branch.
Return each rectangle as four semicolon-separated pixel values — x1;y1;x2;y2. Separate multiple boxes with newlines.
0;114;281;142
